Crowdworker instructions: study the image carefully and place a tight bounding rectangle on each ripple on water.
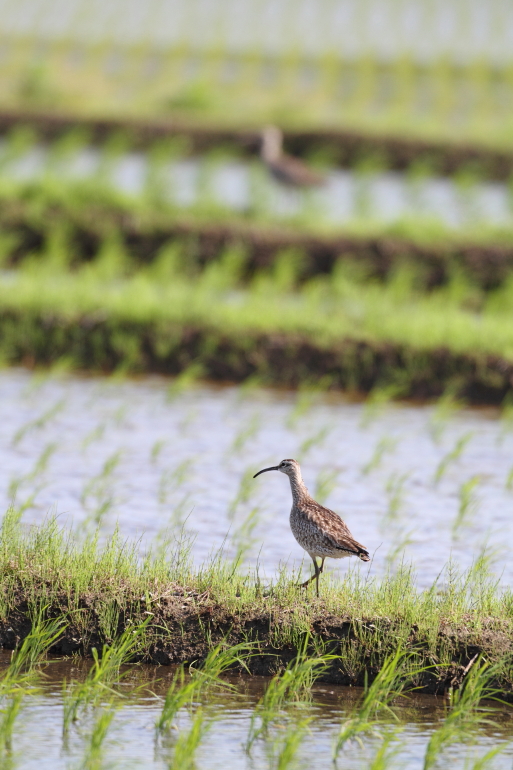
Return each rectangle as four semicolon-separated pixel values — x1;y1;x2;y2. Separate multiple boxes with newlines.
1;369;513;589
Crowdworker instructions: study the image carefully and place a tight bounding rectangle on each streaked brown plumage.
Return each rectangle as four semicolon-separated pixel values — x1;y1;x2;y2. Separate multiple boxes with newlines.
254;458;369;597
260;125;326;187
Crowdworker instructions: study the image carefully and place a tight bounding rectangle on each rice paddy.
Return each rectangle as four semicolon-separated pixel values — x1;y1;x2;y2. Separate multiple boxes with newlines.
0;0;513;152
0;1;513;766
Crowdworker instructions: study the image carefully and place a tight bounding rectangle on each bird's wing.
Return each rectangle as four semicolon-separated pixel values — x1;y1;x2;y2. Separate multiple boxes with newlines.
270;155;326;187
306;502;369;556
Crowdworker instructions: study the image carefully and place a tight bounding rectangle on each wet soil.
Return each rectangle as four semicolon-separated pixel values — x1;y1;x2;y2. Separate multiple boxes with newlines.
4;311;513;405
4;198;513;291
1;582;511;696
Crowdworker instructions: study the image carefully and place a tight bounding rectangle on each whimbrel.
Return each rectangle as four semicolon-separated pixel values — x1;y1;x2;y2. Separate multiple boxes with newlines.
253;458;369;596
260;125;326;187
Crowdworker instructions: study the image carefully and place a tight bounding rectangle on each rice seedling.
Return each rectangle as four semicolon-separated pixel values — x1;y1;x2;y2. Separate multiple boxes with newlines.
505;464;513;491
246;637;337;753
265;715;312;770
367;729;404;770
433;432;473;485
362;436;399;475
466;745;508;769
297;425;332;460
228;467;255;520
0;614;67;754
80;450;124;525
384;471;410;520
109;404;128;427
314;468;339;505
332;649;423;762
360;386;401;428
285;380;331;429
150;439;167;464
82;424;106;452
78;703;117;770
235;373;266;400
12;398;66;447
63;620;149;732
229;413;261;454
4;614;67;683
188;641;253;693
497;393;513;446
429;391;466;444
167;708;211;770
0;691;23;755
157;460;191;506
384;530;415;569
422;660;501;770
156;641;253;733
166;362;205;401
8;441;56;502
452;475;481;538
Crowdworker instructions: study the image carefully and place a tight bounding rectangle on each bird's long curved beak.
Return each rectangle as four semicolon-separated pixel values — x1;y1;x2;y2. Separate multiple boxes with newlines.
253;466;279;478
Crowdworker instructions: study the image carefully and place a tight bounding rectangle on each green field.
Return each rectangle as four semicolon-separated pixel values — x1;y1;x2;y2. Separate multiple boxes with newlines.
1;511;512;695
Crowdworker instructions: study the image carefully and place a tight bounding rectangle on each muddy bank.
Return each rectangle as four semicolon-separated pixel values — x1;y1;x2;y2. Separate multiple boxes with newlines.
4;198;513;290
0;585;511;696
3;311;513;404
0;107;512;179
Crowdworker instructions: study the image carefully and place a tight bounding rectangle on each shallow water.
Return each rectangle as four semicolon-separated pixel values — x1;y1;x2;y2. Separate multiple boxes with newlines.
3;369;513;767
0;651;511;770
2;142;512;229
2;368;513;589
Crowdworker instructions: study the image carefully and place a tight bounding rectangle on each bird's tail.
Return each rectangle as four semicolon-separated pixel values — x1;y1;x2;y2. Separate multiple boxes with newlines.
358;549;370;562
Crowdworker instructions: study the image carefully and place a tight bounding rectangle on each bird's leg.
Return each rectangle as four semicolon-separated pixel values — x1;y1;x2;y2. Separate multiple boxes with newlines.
315;558;325;598
299;555;320;592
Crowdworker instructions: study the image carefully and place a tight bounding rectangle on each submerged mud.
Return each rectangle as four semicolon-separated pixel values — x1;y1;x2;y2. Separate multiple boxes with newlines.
1;583;511;696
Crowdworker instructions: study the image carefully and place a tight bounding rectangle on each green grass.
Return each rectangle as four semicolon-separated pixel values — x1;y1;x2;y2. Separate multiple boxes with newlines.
2;35;513;152
1;512;513;694
2;243;513;400
3;251;513;362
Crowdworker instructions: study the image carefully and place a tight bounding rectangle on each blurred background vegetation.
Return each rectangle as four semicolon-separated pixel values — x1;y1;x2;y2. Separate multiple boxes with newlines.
0;0;512;400
0;0;511;145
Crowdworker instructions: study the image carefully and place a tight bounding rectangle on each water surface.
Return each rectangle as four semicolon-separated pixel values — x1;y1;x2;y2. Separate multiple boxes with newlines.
1;652;512;770
3;142;511;229
2;369;513;588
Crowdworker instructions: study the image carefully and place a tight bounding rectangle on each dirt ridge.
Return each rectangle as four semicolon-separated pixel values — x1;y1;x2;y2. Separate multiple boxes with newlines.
0;107;512;179
1;588;511;695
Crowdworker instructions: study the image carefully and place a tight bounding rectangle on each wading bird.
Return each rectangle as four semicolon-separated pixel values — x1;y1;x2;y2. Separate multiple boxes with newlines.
253;458;369;596
260;125;326;187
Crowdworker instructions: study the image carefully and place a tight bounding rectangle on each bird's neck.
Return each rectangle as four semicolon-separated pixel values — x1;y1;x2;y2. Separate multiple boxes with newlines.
261;131;282;163
287;469;309;504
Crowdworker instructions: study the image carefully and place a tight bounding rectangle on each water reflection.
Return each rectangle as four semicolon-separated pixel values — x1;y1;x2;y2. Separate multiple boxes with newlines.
0;652;509;770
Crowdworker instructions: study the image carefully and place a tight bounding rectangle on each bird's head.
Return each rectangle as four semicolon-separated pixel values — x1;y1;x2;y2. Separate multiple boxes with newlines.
253;458;300;479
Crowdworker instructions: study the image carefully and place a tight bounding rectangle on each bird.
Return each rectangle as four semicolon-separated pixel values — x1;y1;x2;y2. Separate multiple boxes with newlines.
260;125;326;187
253;458;370;597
